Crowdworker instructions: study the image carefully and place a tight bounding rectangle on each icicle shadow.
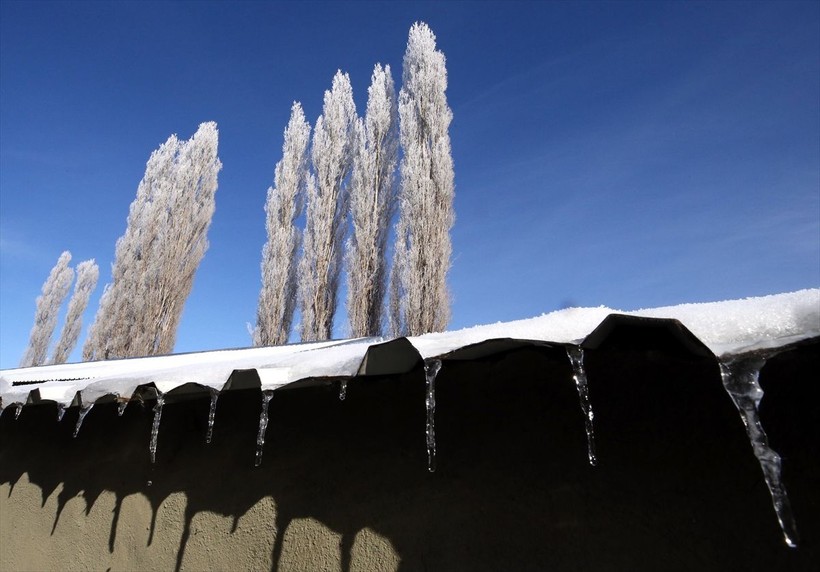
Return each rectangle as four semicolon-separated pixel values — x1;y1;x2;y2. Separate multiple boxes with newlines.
720;353;799;548
147;498;160;546
270;510;289;572
50;489;70;534
108;492;124;553
340;530;353;572
174;503;198;572
424;359;442;473
255;390;275;467
566;345;598;466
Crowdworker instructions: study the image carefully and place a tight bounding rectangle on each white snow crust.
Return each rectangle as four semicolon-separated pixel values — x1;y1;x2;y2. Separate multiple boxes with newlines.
407;289;820;358
1;289;817;411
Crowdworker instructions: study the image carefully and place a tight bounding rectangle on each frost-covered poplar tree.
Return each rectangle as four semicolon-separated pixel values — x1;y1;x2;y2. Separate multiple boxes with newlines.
20;251;74;367
347;64;398;337
390;22;455;336
84;122;221;360
84;134;180;361
299;71;357;341
147;122;221;354
51;259;99;364
254;102;311;347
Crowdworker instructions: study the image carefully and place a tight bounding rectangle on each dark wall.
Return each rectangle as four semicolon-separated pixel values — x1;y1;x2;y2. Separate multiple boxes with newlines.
1;339;817;571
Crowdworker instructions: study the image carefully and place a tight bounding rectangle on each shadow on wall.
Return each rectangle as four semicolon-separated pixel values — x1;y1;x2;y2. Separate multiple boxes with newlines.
0;337;818;571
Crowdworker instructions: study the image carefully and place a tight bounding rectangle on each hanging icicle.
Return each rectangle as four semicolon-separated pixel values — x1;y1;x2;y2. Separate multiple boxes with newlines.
206;388;219;444
720;353;799;548
149;393;165;464
14;403;23;420
424;359;442;473
255;390;275;467
73;403;94;438
338;379;348;401
117;400;128;417
566;345;598;466
56;403;66;422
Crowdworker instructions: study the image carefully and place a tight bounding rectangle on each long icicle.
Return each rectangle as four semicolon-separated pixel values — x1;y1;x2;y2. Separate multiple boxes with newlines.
205;388;219;444
149;393;165;464
566;345;598;466
720;354;799;548
56;403;66;422
424;359;442;473
255;390;275;467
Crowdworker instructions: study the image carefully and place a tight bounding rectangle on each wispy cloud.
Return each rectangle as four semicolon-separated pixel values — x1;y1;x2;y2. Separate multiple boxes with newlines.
0;234;38;261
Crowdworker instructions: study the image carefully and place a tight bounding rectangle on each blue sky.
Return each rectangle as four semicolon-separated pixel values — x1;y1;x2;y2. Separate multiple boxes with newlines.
1;0;818;368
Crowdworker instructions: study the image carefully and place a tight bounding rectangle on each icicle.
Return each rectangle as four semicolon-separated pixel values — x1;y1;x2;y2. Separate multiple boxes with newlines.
14;404;23;420
424;359;442;473
56;403;66;422
254;390;275;467
149;394;164;464
720;354;799;548
117;400;128;417
73;403;94;438
338;379;348;401
566;345;598;466
206;388;219;444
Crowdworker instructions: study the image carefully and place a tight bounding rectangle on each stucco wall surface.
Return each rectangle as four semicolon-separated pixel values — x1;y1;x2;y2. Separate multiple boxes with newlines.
0;478;397;571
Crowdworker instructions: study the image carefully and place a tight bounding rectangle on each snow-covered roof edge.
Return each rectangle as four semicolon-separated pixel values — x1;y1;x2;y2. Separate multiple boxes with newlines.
1;289;818;411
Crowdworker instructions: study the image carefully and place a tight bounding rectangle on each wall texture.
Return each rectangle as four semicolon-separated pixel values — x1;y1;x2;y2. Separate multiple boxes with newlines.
1;338;817;571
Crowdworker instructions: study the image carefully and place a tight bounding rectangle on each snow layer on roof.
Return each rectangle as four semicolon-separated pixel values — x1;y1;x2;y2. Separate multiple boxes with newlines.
407;289;820;358
0;338;370;408
631;289;819;355
1;289;818;410
406;306;614;358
